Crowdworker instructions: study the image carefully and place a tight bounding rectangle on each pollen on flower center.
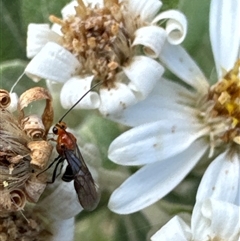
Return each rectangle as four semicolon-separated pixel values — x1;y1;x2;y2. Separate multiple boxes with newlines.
208;59;240;144
50;0;136;87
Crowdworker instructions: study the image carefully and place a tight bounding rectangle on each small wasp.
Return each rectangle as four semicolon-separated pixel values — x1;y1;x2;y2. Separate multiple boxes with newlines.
38;83;100;211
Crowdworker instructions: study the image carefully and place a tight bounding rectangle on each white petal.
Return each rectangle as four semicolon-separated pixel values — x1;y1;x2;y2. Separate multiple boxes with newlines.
7;92;18;112
108;139;208;214
192;199;240;241
108;79;197;126
196;151;240;204
98;82;137;116
108;119;208;165
51;23;63;36
27;24;61;58
159;42;209;92
25;42;81;82
61;0;78;19
50;218;74;241
127;0;162;22
38;180;83;220
123;56;164;100
152;10;187;45
151;216;191;241
132;26;167;58
60;76;100;109
210;0;240;78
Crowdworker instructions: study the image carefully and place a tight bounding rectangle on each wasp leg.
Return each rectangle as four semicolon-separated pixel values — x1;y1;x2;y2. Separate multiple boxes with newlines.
47;157;65;184
36;155;61;178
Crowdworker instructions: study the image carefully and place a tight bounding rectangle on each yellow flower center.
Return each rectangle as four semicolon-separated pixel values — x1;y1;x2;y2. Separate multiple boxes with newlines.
209;59;240;144
50;0;139;87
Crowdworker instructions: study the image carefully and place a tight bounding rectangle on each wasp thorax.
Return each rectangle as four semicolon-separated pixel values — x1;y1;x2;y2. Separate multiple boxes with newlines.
207;59;240;145
21;115;45;139
50;0;136;87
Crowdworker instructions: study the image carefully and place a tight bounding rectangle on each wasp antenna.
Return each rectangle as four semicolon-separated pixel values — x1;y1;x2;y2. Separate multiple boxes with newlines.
10;71;25;93
59;81;103;123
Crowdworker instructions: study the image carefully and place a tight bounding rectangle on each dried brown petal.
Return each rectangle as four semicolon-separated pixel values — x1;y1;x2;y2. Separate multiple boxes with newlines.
17;87;54;138
0;208;53;241
0;109;31;157
24;174;47;202
9;189;26;211
21;115;45;139
27;141;53;169
0;189;26;213
0;89;11;109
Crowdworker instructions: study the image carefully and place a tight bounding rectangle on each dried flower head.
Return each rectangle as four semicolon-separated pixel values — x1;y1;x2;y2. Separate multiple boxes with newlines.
25;0;187;117
0;88;53;214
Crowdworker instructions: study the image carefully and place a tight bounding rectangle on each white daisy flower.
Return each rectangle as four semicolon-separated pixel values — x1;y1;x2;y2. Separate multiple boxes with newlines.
24;0;187;116
150;198;240;241
108;0;240;214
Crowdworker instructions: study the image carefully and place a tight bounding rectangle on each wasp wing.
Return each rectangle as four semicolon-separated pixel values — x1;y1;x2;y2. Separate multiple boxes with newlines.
64;148;99;211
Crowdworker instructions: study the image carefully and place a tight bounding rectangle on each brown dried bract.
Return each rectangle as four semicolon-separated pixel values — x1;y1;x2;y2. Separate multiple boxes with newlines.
0;88;54;214
27;141;53;169
18;87;54;139
0;89;11;109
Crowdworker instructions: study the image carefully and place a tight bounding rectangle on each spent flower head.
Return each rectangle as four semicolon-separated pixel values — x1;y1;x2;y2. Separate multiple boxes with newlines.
108;0;240;214
25;0;187;117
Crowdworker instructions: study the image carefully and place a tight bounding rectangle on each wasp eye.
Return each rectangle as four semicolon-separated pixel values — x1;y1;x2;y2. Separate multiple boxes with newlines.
52;126;58;134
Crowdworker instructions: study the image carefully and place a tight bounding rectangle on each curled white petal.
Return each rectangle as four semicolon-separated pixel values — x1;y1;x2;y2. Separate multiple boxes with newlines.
50;218;75;241
108;139;208;214
128;0;162;22
60;76;100;109
98;82;137;116
151;216;191;241
132;26;167;58
7;92;18;112
27;24;61;58
25;42;81;82
152;10;187;45
159;43;209;92
123;56;164;100
210;0;240;78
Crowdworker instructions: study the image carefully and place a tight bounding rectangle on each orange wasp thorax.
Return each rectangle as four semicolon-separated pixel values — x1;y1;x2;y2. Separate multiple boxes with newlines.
53;122;77;155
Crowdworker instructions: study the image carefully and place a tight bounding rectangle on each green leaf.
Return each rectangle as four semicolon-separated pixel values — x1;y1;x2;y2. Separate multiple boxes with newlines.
114;212;150;241
0;60;46;93
20;0;69;31
75;209;150;241
79;115;125;169
0;1;26;61
161;0;180;12
179;0;214;78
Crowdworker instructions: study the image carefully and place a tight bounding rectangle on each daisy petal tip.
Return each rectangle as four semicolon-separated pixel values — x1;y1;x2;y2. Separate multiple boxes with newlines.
27;24;61;58
25;42;81;83
99;83;137;116
60;76;100;109
132;26;167;58
6;92;18;112
153;10;188;45
124;56;164;99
